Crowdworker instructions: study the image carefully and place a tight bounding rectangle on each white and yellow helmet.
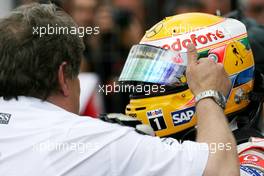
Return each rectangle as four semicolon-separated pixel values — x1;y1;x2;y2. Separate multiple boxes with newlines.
119;13;255;137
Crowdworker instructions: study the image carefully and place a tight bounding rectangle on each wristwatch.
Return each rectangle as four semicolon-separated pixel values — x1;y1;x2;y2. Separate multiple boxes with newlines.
195;90;227;110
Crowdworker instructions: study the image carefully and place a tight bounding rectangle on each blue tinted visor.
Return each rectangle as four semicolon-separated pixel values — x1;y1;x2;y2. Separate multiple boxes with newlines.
119;44;188;86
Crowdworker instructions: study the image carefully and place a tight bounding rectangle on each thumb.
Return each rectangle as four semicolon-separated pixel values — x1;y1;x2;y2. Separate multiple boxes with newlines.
187;44;198;66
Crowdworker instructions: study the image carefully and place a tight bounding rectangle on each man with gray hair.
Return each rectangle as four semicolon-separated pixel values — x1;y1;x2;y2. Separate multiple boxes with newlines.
0;3;239;176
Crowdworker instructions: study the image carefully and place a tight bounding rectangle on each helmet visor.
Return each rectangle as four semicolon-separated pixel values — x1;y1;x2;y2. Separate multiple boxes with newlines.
119;44;188;86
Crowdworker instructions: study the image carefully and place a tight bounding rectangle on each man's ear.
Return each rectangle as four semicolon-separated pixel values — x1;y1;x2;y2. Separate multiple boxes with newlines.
58;62;70;97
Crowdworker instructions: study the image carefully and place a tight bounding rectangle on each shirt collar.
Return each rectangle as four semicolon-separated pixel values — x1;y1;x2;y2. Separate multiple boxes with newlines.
0;96;66;112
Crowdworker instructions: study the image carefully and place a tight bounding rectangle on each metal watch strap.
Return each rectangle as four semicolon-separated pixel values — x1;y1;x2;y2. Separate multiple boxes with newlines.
195;90;226;109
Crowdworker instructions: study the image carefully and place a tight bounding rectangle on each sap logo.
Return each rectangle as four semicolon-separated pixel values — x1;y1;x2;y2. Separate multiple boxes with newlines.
147;109;163;118
0;113;11;125
171;107;195;126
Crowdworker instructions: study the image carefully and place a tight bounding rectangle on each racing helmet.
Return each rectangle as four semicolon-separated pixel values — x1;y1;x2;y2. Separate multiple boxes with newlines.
119;13;255;137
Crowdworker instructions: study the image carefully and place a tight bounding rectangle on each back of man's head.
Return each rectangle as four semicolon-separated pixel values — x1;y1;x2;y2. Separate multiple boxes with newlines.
0;3;84;100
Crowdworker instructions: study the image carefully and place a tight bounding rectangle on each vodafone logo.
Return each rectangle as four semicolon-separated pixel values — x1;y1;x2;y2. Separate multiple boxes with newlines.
162;30;225;51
